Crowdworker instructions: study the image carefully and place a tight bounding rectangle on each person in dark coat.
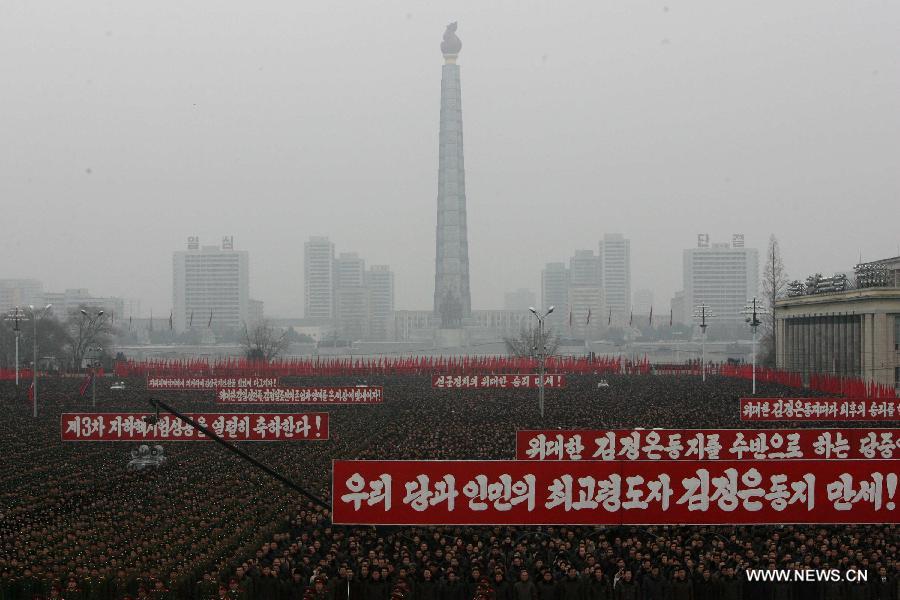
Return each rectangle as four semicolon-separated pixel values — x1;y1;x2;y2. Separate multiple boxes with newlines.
415;568;440;600
640;567;666;600
584;568;611;600
536;571;556;600
612;571;638;600
513;570;538;600
870;567;895;600
557;567;581;600
441;571;466;600
717;567;742;600
693;570;716;600
492;571;513;600
669;569;693;600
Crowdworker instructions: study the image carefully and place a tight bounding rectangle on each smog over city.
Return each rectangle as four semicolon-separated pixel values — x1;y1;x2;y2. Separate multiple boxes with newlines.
1;2;899;600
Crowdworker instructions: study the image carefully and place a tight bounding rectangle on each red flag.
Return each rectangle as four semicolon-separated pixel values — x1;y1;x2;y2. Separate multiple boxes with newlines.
608;308;612;326
586;308;592;325
79;370;94;397
568;308;572;329
669;307;673;326
629;310;633;326
649;306;653;326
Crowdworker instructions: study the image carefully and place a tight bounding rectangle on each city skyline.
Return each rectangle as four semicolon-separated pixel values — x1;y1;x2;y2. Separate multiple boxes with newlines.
2;2;899;317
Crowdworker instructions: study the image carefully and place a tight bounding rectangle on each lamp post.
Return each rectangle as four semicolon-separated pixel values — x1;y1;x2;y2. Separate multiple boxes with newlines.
528;305;554;419
79;309;105;406
27;304;53;418
3;307;25;387
692;303;715;382
87;345;103;407
742;298;767;395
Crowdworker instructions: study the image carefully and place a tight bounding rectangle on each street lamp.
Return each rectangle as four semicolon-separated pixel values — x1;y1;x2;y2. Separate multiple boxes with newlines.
87;345;103;407
27;304;53;418
692;303;715;382
3;307;25;387
742;298;768;395
79;310;105;405
528;305;554;418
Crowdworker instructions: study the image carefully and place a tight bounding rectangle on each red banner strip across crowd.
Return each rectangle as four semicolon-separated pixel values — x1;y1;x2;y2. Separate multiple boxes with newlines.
741;398;900;421
61;413;329;441
432;374;565;389
216;387;383;404
147;377;280;390
111;358;898;399
332;459;899;525
516;429;900;461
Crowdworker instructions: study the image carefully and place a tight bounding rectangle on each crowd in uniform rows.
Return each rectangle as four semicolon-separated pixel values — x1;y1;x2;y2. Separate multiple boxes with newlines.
0;373;896;599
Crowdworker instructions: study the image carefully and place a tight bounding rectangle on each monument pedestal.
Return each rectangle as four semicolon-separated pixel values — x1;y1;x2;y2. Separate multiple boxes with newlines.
434;328;467;349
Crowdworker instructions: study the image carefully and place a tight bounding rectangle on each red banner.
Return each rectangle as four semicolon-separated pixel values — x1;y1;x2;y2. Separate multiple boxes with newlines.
741;398;900;421
516;429;900;461
147;376;280;390
431;374;566;389
216;386;383;404
332;460;898;525
61;412;328;441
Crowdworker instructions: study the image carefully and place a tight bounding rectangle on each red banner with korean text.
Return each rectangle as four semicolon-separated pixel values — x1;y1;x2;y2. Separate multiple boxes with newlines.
431;374;566;389
332;460;898;525
216;386;383;404
516;429;900;461
147;376;280;390
741;398;900;421
61;413;328;441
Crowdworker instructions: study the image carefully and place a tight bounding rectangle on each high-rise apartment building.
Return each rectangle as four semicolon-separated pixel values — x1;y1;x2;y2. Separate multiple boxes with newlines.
304;237;335;321
569;250;602;335
173;236;249;334
541;262;569;325
683;234;759;328
600;234;631;325
335;252;369;340
366;265;395;341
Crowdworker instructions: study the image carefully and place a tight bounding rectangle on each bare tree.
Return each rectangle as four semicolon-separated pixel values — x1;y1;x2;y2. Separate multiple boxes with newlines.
760;234;788;366
504;323;559;359
68;308;113;371
242;321;289;362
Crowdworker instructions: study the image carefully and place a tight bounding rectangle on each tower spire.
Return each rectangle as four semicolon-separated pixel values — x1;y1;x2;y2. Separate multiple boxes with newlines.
433;23;471;328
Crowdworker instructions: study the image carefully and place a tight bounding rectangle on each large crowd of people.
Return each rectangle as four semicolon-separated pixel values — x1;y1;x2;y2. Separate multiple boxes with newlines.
0;372;896;599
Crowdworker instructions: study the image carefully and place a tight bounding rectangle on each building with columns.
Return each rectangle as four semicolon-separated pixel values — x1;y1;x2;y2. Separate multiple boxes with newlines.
775;257;900;391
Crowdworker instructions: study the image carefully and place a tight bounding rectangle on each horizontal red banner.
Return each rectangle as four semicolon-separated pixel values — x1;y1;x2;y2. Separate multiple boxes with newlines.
332;460;898;525
516;429;900;461
147;376;279;390
216;386;383;404
61;412;328;441
741;398;900;421
431;374;566;389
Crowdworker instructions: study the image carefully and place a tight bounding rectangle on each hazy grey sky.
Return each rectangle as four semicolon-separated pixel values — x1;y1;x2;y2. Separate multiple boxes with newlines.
2;0;898;316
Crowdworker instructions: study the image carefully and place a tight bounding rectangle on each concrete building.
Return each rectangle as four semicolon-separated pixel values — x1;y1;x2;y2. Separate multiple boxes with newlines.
366;265;395;341
683;234;758;329
776;288;900;391
633;288;654;318
334;252;369;340
541;262;569;326
670;291;686;325
504;288;536;312
569;250;603;336
172;236;249;334
304;237;335;321
43;289;125;321
0;279;44;314
248;299;265;326
433;23;472;329
601;234;631;325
